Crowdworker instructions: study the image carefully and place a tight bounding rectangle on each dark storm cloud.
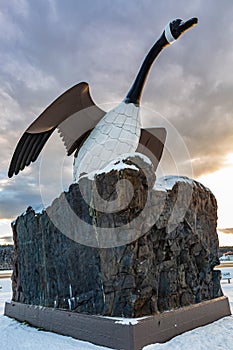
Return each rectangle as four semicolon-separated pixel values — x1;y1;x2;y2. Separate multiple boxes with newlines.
1;0;233;220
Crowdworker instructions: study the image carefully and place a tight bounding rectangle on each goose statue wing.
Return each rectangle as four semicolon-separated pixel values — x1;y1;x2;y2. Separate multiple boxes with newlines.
137;128;166;170
8;82;106;177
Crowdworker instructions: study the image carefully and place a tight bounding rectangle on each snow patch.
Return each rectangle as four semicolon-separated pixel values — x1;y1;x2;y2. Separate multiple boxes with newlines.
81;152;151;181
1;275;233;349
100;315;148;325
154;175;194;192
113;315;151;325
115;318;139;325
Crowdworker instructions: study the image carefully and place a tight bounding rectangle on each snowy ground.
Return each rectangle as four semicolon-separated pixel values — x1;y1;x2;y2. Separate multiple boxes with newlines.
0;268;233;350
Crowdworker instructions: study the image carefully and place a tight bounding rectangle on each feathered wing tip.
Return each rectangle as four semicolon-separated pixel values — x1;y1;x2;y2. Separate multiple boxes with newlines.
8;129;55;178
8;82;106;177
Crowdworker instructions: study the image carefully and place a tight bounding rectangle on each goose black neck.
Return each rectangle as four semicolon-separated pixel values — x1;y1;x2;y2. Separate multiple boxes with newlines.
124;33;169;106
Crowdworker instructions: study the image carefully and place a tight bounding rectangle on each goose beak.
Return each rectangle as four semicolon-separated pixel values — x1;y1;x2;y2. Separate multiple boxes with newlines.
180;17;198;34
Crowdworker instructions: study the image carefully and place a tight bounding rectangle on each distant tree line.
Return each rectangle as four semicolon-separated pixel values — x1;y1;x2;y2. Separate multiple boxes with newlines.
0;245;13;270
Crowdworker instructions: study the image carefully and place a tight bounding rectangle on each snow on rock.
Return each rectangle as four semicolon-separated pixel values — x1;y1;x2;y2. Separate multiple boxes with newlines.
154;175;194;192
80;152;152;181
154;175;212;194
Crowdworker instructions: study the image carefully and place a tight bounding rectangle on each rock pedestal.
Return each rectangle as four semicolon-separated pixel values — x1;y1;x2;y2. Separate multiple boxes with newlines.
11;155;222;317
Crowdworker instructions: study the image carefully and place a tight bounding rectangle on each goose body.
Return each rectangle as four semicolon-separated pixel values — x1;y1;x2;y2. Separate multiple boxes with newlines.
8;17;197;180
73;102;140;180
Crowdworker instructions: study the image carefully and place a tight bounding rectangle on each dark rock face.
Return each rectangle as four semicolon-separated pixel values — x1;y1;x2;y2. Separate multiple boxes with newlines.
11;155;222;317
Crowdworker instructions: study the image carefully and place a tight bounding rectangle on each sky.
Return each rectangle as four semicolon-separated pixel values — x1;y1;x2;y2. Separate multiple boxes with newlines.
1;0;233;245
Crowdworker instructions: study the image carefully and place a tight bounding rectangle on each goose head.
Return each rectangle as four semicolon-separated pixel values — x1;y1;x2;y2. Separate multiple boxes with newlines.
125;17;198;105
164;17;198;44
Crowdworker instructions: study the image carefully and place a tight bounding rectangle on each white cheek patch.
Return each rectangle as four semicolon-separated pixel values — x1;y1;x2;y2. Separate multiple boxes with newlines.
164;23;176;44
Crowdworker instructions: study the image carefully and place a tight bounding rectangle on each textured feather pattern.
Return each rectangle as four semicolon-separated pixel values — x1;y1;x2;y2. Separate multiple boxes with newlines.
57;105;105;155
8;82;106;177
73;102;140;180
8;129;55;177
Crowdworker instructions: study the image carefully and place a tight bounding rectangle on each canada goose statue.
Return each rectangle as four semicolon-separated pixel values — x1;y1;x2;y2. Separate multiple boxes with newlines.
8;17;198;180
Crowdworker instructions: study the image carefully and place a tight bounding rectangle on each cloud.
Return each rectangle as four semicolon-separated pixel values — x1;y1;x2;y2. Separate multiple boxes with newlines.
0;174;42;219
1;0;233;223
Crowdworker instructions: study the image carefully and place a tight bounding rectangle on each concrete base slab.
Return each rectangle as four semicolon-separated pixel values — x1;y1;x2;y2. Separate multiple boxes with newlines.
4;296;231;350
